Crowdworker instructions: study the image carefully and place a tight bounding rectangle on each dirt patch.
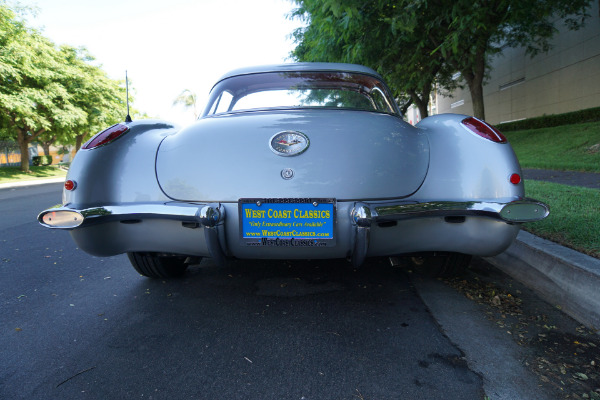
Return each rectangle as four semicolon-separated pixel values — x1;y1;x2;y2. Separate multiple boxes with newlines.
586;143;600;154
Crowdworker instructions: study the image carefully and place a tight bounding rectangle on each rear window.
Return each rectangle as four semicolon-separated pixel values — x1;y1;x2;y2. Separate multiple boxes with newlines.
202;71;399;117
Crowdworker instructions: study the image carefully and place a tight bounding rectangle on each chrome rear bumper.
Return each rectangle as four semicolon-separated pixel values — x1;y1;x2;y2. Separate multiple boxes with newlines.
38;198;548;266
39;198;549;229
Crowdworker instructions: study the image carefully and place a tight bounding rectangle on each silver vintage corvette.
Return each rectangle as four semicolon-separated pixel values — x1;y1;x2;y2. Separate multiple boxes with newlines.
39;63;549;278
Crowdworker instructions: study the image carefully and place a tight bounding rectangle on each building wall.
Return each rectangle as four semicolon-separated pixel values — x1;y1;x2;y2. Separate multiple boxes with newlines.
436;1;600;125
405;105;421;125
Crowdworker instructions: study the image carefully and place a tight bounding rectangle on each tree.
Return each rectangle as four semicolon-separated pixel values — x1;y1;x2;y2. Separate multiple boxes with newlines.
290;0;592;120
0;9;86;171
0;3;128;170
173;89;198;120
290;0;456;119
57;45;128;151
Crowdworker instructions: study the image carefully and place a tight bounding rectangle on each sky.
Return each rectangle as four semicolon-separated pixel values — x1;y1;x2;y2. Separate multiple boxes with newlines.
24;0;304;125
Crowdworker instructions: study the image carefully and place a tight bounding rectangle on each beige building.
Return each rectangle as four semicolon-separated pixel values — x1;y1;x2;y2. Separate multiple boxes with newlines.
431;1;600;125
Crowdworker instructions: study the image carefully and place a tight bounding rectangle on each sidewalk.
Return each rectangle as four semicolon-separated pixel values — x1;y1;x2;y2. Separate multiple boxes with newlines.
522;168;600;189
0;177;65;190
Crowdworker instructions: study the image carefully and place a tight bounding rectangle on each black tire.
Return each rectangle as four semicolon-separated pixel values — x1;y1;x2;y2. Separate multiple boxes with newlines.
409;252;472;277
127;252;189;279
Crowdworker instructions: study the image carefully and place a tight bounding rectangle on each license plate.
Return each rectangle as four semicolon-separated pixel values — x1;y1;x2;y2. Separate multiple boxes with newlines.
239;198;335;247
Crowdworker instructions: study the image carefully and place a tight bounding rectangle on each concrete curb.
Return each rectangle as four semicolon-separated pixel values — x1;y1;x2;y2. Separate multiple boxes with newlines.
484;230;600;330
0;177;65;190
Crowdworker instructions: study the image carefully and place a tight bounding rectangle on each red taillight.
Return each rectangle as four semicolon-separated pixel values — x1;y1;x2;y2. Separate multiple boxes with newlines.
82;124;130;149
509;173;521;185
64;180;77;191
461;117;507;143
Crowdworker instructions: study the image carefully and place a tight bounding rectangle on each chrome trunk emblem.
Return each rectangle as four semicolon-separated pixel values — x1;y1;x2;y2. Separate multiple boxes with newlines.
269;131;309;156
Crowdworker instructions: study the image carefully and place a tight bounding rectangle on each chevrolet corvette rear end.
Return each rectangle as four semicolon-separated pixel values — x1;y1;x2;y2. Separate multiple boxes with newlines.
39;63;548;278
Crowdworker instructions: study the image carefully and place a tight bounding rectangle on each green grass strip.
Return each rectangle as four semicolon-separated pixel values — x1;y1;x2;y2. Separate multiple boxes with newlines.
505;121;600;172
0;166;67;184
524;180;600;258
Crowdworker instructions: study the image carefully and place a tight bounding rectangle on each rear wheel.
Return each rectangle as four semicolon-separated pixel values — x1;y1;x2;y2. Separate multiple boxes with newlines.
408;252;472;277
127;252;190;279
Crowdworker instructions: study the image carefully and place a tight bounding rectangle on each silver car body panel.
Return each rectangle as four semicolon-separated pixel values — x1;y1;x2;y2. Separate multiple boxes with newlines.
61;120;178;208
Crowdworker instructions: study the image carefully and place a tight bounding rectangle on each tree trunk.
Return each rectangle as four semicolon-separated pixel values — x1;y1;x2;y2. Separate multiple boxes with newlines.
42;143;51;156
16;128;46;172
399;98;414;115
17;129;31;173
408;87;431;120
40;135;57;156
75;134;86;152
461;49;487;120
467;79;485;120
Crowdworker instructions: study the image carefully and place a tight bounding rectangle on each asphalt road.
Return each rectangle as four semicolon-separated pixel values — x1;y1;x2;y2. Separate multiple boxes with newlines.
0;183;484;399
1;183;571;400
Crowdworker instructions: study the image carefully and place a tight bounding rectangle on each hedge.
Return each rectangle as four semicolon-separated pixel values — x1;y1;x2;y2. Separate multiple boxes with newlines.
495;107;600;132
32;155;53;166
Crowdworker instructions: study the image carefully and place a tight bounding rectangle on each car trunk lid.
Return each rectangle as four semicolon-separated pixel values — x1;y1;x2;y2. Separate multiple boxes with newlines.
155;110;429;201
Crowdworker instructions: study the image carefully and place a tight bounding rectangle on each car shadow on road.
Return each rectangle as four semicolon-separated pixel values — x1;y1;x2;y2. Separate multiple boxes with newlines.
50;257;485;399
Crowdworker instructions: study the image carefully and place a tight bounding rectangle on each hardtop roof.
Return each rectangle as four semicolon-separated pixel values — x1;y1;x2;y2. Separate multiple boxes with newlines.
214;63;382;86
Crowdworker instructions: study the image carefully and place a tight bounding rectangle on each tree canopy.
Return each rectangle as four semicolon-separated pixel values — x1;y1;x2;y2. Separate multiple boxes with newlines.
0;2;128;171
290;0;592;120
173;89;199;120
290;0;455;118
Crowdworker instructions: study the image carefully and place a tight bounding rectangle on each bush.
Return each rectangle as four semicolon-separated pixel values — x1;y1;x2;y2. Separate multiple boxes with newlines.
496;107;600;132
32;155;53;166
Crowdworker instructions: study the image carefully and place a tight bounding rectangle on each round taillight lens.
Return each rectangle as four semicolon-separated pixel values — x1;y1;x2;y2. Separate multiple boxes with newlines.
509;173;521;185
82;124;130;149
64;180;77;191
461;117;507;143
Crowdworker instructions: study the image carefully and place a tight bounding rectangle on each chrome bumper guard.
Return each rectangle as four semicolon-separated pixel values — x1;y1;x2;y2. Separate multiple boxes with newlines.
39;198;548;267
